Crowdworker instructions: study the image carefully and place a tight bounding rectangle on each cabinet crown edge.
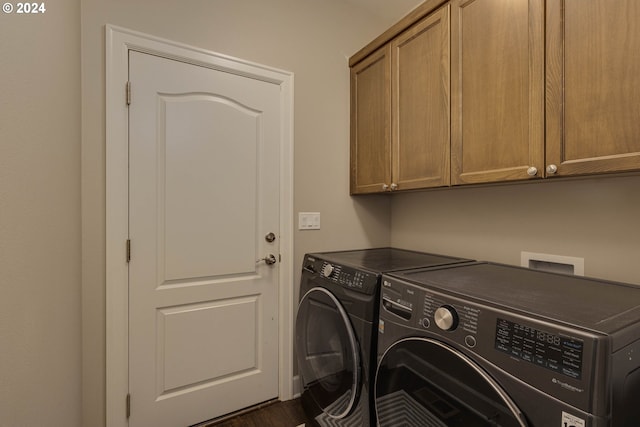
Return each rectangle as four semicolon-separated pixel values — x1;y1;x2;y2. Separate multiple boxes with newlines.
349;0;447;67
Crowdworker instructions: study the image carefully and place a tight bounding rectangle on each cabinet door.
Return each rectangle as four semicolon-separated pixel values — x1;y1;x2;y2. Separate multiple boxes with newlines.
451;0;544;185
350;45;392;194
392;5;451;190
546;0;640;176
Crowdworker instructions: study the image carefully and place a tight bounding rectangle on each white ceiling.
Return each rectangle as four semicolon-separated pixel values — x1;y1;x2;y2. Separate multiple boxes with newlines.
342;0;424;23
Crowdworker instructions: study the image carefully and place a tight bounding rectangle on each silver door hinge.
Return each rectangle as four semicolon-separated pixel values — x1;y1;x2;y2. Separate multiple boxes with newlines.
126;81;131;106
126;239;131;263
126;393;131;418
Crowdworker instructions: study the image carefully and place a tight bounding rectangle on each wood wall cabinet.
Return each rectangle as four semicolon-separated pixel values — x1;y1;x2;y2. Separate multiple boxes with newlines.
392;5;451;191
546;0;640;177
350;0;640;194
350;46;392;194
350;5;450;194
450;0;545;185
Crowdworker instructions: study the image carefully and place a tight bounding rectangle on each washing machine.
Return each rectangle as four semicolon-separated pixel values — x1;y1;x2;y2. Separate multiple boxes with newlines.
295;248;472;427
375;262;640;427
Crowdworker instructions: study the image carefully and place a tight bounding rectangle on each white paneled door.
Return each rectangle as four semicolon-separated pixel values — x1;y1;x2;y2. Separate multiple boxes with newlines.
128;51;280;427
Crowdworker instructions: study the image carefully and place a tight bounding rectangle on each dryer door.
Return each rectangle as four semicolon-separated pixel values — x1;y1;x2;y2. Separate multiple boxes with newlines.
296;287;361;419
375;338;528;426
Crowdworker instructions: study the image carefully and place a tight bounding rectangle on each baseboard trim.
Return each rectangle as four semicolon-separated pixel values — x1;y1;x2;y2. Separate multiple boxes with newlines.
292;374;301;398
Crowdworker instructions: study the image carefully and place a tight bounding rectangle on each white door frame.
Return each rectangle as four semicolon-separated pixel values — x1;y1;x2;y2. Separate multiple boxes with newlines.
105;25;294;427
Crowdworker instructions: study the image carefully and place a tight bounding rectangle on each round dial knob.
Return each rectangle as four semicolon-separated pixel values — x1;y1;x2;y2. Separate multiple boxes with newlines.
434;306;458;331
321;263;335;278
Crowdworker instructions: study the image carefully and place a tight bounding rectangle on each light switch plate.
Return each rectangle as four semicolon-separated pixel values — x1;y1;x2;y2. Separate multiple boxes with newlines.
298;212;320;230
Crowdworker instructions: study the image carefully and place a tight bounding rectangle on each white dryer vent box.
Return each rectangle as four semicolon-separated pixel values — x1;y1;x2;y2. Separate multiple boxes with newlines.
521;251;584;276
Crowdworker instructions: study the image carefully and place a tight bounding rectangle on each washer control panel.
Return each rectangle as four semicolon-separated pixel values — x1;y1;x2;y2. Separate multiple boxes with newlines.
495;318;584;380
381;277;486;350
380;274;595;384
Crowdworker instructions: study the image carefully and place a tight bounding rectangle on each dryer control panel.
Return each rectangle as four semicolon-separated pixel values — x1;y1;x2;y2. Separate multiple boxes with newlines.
303;255;379;295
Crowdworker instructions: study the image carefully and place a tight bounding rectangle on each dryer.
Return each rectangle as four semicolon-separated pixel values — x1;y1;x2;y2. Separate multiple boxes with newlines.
295;248;471;427
375;262;640;426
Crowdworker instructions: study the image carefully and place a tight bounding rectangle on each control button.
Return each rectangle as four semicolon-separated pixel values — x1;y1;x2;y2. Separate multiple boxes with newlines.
321;263;334;278
421;318;431;329
434;305;458;331
465;335;477;348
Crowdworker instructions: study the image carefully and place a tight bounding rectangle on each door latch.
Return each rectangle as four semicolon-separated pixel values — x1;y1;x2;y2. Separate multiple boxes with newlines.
257;254;277;265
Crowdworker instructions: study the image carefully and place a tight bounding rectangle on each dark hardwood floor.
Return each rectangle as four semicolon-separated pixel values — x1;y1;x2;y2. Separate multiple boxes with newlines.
202;398;312;427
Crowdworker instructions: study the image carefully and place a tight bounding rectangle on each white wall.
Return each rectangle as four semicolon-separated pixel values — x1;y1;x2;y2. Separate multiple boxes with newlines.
0;1;82;426
391;175;640;285
81;1;407;425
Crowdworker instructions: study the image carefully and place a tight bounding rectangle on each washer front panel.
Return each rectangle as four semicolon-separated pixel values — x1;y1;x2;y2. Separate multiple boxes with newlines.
380;277;603;413
375;337;528;427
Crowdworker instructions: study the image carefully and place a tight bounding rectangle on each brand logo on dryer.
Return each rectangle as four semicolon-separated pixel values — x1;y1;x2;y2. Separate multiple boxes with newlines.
552;378;584;393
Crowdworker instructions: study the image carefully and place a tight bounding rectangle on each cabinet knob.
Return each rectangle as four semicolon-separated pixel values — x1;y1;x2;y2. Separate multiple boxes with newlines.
526;167;538;177
382;184;389;191
390;183;398;190
546;164;558;175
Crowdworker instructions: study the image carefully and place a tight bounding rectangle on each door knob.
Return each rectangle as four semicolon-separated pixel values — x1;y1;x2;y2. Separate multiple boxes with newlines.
265;232;276;243
257;254;277;265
